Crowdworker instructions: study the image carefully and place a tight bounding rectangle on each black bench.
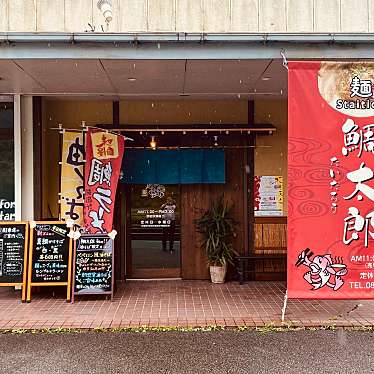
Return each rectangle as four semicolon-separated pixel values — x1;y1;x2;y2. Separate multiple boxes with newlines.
236;254;286;284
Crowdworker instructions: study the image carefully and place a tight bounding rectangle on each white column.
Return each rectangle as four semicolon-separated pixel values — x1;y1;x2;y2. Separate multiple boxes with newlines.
20;96;34;221
13;95;22;221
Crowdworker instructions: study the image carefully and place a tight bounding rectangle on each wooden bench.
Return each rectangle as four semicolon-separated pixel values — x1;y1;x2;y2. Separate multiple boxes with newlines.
236;217;287;282
236;254;286;284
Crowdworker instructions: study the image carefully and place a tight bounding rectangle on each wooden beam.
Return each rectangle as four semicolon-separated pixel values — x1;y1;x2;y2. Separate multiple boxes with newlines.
112;100;123;281
108;127;275;133
32;97;42;220
113;101;119;127
247;100;255;255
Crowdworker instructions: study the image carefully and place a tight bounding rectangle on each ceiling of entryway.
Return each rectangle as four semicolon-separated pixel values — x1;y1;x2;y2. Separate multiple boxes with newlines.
0;59;287;99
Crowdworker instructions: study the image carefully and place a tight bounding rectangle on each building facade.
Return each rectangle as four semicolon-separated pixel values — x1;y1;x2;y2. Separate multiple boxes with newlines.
0;0;373;281
1;0;373;33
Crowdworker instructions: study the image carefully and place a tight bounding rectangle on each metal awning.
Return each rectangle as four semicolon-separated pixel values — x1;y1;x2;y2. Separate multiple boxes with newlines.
0;57;287;98
1;32;374;60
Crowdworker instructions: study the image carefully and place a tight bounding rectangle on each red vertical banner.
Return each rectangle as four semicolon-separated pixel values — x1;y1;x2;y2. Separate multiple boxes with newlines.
84;129;125;234
288;61;374;299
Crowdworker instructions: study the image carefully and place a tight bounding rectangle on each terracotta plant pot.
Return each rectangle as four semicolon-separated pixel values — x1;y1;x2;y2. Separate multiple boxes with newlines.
209;264;227;284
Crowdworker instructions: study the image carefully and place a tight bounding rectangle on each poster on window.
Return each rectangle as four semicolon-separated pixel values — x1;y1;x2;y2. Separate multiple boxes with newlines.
254;176;283;216
288;61;374;299
0;103;15;221
60;131;85;226
84;129;125;234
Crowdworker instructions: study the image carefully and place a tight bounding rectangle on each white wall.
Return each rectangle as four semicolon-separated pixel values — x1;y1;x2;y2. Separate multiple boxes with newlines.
0;0;372;33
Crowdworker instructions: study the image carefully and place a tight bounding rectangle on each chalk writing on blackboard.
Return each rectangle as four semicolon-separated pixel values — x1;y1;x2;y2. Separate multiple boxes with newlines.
0;224;26;284
31;224;70;283
74;235;113;295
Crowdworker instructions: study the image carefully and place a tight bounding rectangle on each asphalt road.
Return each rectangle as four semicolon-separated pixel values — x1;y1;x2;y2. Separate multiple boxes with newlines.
0;330;373;374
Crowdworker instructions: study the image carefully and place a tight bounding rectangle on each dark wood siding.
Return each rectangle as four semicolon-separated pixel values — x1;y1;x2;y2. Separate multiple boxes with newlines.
181;148;247;279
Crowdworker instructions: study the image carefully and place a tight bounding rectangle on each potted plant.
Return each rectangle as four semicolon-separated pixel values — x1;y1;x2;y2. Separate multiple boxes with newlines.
195;195;237;283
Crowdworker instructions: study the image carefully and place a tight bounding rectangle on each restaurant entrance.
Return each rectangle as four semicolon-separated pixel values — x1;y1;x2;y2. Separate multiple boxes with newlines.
36;96;286;282
120;145;229;280
127;184;181;279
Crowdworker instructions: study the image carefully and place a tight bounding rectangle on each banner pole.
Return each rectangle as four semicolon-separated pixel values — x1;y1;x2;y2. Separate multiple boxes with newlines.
58;124;63;221
280;51;288;320
281;290;288;323
85;125;134;141
280;49;289;71
82;121;86;233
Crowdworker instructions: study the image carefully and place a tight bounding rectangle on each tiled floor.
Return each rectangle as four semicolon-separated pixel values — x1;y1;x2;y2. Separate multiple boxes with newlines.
0;281;373;329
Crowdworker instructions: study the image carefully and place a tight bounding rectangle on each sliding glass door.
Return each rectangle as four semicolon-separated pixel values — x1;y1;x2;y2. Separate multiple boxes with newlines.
129;184;181;278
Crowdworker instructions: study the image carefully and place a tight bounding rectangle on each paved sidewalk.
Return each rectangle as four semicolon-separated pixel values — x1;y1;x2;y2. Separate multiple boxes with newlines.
0;281;373;329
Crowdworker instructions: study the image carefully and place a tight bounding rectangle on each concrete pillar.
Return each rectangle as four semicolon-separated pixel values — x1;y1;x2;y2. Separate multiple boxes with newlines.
20;96;34;221
13;95;22;221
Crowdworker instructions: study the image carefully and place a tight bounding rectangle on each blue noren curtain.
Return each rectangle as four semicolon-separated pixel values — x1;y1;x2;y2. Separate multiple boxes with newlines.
120;149;225;184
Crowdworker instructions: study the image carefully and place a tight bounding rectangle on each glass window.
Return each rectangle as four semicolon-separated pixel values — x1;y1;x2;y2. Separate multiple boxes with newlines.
130;184;180;277
0;102;15;221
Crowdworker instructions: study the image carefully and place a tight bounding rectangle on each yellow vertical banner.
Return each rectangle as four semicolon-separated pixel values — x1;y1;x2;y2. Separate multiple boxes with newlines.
60;131;85;227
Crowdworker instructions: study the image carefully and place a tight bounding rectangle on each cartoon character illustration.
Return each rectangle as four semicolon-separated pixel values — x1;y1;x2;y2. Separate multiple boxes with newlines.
296;248;348;291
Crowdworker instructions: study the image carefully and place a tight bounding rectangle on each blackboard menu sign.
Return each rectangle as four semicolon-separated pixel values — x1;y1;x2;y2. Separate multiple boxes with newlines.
0;222;28;301
27;221;72;302
73;234;114;301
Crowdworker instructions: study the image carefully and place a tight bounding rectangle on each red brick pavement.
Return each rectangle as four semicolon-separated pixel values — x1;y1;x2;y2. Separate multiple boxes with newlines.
0;281;373;330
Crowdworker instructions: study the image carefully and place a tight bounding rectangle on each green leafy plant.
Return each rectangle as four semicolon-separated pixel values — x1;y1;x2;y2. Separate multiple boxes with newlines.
195;195;237;267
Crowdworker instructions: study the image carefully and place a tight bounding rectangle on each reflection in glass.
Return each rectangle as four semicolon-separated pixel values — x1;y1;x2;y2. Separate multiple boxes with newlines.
0;103;14;221
130;185;180;274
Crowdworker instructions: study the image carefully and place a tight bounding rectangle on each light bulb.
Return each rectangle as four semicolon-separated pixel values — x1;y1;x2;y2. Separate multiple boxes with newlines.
150;136;157;150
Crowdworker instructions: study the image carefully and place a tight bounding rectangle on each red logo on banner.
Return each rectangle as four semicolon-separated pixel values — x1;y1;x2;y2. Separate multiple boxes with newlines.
84;129;124;234
288;61;374;299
